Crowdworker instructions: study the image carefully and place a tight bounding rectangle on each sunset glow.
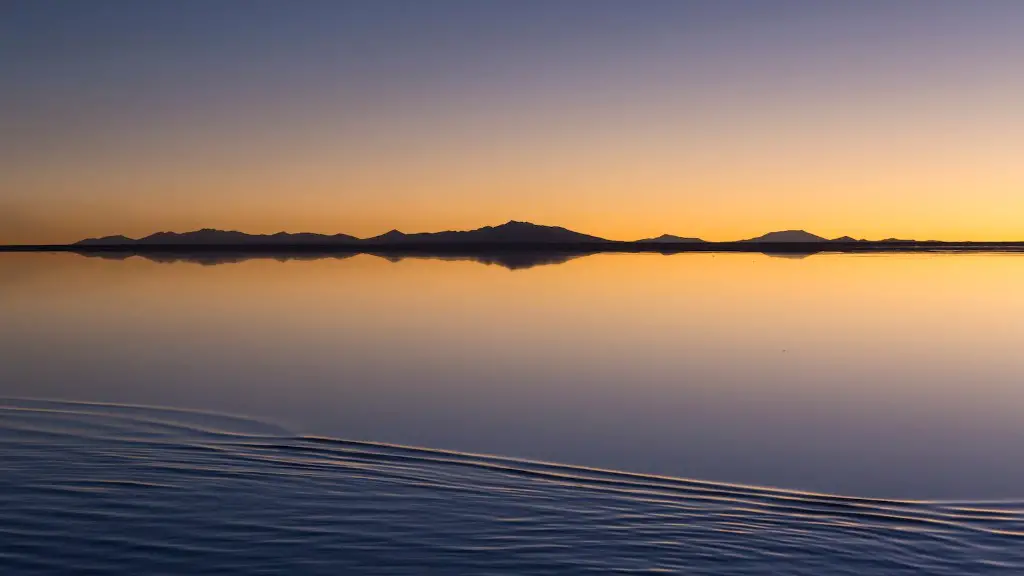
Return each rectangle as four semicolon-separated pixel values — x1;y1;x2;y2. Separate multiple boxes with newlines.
3;1;1023;243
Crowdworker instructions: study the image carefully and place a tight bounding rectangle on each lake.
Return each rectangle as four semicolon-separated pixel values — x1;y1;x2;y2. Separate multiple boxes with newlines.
2;251;1023;574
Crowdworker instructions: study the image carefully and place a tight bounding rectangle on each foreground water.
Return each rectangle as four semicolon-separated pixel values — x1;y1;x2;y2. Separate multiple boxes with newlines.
2;398;1022;575
3;251;1024;572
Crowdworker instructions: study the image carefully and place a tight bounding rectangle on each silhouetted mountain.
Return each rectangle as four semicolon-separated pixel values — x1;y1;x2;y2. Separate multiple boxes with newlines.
76;235;135;246
830;236;859;242
266;232;360;244
743;230;828;243
76;229;359;246
362;221;608;244
636;234;706;243
364;230;409;243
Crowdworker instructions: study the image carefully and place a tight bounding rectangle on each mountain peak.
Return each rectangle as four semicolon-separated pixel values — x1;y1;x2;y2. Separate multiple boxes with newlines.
637;234;706;243
361;221;607;244
496;220;537;228
363;229;407;242
75;234;135;246
744;230;827;243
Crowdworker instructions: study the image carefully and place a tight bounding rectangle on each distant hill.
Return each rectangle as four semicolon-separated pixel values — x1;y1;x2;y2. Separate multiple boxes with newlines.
77;235;135;246
76;229;359;246
636;234;706;243
830;236;861;242
363;230;409;243
743;230;828;243
362;221;608;244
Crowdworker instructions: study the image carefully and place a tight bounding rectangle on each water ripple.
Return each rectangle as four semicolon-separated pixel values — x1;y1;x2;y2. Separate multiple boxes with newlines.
1;399;1021;574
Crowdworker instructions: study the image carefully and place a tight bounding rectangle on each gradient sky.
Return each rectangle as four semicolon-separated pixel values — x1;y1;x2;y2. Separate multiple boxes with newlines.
2;0;1023;243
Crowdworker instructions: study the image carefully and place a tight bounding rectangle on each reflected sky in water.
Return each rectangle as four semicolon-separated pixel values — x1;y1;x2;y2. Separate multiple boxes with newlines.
2;251;1024;499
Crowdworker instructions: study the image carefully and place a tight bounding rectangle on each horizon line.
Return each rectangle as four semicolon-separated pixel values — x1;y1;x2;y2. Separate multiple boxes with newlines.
9;219;1018;246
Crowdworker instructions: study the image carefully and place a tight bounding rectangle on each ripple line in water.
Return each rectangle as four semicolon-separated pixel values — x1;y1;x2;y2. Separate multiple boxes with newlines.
1;399;1022;575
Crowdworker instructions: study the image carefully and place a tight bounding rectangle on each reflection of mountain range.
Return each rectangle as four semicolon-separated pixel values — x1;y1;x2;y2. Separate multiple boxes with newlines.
76;251;580;271
380;253;583;270
145;253;352;266
761;252;816;260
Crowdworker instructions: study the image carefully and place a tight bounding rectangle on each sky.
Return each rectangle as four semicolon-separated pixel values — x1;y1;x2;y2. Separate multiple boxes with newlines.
2;0;1023;243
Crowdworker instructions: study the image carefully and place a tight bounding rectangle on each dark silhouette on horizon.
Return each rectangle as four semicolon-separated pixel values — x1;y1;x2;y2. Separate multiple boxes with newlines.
3;220;1024;256
362;220;607;244
76;221;605;247
636;234;706;243
78;229;361;247
75;222;860;247
740;230;869;243
743;230;828;242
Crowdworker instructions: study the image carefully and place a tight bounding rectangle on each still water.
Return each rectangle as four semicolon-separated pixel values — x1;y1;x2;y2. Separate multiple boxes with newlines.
2;252;1023;573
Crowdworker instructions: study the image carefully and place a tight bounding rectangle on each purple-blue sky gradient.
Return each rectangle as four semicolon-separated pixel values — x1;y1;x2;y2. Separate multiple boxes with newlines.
3;1;1023;242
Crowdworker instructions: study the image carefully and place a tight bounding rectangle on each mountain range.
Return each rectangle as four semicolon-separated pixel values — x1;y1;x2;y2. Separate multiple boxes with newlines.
77;230;360;246
75;221;871;246
740;230;864;243
361;221;608;244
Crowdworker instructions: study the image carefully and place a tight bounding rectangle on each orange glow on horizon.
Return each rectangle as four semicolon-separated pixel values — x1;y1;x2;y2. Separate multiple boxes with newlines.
4;3;1023;245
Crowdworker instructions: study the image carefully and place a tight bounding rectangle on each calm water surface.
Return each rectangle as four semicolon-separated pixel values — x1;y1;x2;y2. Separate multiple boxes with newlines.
2;252;1023;573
